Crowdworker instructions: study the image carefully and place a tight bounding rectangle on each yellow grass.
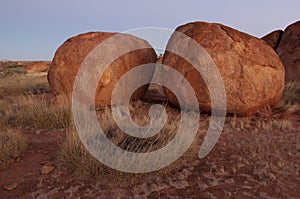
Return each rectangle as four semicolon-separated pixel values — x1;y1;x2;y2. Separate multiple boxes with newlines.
0;74;50;98
0;74;70;129
59;126;104;177
0;129;27;169
59;106;189;177
0;95;70;129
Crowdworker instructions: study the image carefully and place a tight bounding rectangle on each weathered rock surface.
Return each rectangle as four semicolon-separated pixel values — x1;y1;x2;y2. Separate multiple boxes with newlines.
48;32;157;106
262;21;300;83
276;21;300;82
261;30;283;50
163;22;285;115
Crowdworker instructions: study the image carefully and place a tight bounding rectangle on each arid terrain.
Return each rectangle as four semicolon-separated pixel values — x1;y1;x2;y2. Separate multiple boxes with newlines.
0;61;299;198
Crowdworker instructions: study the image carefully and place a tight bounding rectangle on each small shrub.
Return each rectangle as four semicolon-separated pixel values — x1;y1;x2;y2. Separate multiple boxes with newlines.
5;62;19;69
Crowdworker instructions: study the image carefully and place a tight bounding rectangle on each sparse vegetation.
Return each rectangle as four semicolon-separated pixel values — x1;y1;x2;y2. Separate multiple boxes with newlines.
59;106;194;177
0;73;70;129
59;83;299;177
230;116;295;132
0;61;20;69
0;74;50;98
0;62;27;78
60;125;155;182
0;95;70;129
279;81;300;106
257;119;295;131
59;126;103;177
0;129;27;169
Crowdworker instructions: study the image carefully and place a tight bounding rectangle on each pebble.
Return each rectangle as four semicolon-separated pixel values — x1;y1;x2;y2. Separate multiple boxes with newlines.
3;183;18;191
41;165;55;175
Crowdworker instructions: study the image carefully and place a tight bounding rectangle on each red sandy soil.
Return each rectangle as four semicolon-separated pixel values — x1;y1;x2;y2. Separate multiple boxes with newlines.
0;105;299;198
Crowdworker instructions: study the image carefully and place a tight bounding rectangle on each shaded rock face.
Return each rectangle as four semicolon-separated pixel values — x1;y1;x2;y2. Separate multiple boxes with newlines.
48;32;157;106
261;30;283;50
277;21;300;82
22;62;48;73
163;22;285;115
262;20;300;82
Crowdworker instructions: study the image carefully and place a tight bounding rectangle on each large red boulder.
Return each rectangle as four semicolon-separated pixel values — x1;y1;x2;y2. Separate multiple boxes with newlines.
48;32;157;106
276;21;300;82
162;22;285;115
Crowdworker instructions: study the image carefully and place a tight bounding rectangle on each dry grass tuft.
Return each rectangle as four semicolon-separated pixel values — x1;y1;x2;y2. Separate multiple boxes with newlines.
59;126;104;177
229;116;295;132
229;115;252;131
0;73;70;129
0;95;70;129
0;129;27;169
257;119;295;131
59;106;194;177
0;74;50;98
279;82;300;107
59;125;144;181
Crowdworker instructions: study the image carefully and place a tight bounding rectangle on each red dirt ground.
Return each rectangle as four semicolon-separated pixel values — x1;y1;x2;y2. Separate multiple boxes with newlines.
0;106;299;198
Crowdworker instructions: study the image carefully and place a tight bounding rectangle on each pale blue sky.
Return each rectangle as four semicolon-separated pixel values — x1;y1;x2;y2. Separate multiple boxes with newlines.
0;0;299;60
